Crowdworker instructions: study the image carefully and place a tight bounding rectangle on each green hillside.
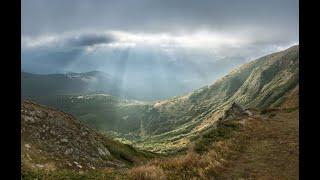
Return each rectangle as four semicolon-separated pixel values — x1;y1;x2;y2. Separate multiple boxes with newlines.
30;46;298;153
21;46;299;179
133;45;299;153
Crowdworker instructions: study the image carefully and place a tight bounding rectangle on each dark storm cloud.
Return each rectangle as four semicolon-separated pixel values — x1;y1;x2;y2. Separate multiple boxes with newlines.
21;0;299;100
22;0;298;38
65;33;116;47
22;33;117;51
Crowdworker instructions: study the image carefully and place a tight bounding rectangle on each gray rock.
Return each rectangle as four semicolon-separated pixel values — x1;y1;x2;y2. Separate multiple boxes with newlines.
25;144;31;149
24;116;35;123
36;110;47;119
81;131;88;136
64;148;73;155
97;146;111;157
36;164;44;168
49;130;56;135
221;102;250;121
60;138;69;143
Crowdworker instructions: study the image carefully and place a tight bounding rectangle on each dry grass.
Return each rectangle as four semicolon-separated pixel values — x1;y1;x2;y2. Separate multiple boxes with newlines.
23;109;298;179
22;97;298;180
127;124;245;179
125;108;298;180
129;165;166;180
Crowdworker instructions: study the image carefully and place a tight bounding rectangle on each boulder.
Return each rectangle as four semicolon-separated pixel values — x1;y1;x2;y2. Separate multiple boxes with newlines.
220;102;252;121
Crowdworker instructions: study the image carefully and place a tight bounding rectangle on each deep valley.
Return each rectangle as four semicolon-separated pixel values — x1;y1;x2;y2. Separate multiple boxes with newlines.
21;45;299;179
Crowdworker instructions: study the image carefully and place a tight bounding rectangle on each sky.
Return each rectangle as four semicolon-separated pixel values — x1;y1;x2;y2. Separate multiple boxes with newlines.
21;0;299;100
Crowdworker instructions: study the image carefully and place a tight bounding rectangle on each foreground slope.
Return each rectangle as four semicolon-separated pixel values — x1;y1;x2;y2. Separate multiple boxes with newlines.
21;101;155;175
22;91;298;179
128;88;299;179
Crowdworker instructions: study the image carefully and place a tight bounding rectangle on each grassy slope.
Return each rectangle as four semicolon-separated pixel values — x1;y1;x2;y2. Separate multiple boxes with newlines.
23;108;298;180
127;88;299;179
23;46;299;154
219;109;298;179
133;45;299;153
21;101;157;179
44;46;298;155
22;82;299;180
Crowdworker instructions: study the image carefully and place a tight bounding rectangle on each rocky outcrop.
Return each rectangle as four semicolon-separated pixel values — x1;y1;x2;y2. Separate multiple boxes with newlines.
21;100;142;171
219;102;252;121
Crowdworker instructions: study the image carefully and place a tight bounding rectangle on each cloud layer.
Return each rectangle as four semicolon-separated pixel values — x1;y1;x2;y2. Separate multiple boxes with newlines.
21;30;297;83
22;0;298;37
22;30;298;62
21;0;299;100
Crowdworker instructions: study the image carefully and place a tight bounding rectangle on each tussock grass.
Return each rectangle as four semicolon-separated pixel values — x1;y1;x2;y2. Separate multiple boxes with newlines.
126;109;298;179
22;109;298;180
126;120;246;180
129;165;166;180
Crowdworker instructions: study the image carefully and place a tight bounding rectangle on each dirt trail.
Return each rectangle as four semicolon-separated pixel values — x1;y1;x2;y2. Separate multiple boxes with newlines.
218;110;299;179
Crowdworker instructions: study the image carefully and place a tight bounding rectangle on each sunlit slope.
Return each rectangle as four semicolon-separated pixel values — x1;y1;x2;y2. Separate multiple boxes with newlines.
133;45;298;153
29;46;299;153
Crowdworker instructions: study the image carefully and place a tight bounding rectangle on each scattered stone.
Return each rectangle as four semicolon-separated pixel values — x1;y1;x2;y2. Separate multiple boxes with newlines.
36;111;47;119
244;110;253;116
60;138;69;143
48;112;54;118
64;148;73;155
97;146;111;157
24;116;35;123
25;144;31;149
81;131;88;136
36;164;44;168
26;153;32;160
29;111;36;116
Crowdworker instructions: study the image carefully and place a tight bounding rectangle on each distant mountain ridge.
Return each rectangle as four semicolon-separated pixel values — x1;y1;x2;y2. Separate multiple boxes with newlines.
21;71;119;103
21;45;299;153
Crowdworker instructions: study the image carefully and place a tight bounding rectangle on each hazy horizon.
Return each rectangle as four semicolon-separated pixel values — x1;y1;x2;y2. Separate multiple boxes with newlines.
21;0;299;100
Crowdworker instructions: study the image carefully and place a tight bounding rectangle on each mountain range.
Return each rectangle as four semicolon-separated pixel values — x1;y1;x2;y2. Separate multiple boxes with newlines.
21;45;299;179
